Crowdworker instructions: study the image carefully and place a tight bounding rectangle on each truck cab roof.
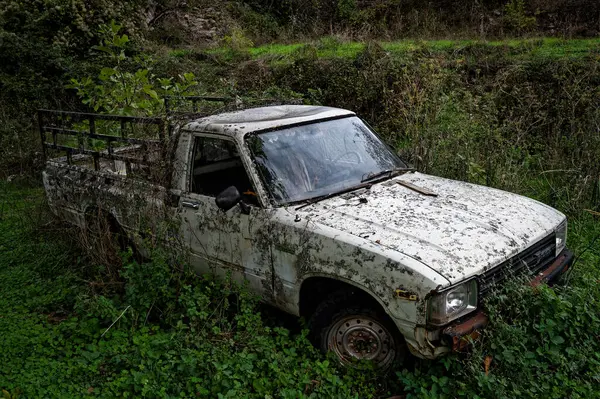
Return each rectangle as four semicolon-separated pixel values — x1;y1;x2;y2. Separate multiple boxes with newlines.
183;105;355;139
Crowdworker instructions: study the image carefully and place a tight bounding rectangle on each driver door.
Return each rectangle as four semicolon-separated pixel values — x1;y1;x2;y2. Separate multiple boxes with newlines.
178;134;272;297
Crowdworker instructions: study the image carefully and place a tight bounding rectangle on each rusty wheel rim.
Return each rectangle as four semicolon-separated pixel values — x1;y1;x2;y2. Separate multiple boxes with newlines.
327;315;396;368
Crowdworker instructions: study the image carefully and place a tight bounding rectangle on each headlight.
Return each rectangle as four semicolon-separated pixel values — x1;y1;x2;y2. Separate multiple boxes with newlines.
555;219;567;257
427;279;478;326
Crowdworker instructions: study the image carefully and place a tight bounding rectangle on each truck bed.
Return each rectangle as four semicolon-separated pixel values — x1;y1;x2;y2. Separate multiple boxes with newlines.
39;110;172;233
38;109;170;181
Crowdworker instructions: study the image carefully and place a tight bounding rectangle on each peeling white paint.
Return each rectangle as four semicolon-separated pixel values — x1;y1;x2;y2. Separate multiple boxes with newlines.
43;105;568;360
299;171;565;284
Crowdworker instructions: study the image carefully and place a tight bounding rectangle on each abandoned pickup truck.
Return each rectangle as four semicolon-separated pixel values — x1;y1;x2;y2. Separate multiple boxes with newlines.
40;104;573;369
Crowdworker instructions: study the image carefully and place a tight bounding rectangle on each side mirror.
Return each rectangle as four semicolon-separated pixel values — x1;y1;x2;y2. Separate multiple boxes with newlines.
215;186;241;212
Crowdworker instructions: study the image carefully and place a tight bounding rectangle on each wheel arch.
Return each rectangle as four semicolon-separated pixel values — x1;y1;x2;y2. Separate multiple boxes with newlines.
298;274;393;321
83;205;122;232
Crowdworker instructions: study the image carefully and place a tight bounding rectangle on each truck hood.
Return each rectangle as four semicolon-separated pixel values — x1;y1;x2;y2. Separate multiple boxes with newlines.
297;172;565;284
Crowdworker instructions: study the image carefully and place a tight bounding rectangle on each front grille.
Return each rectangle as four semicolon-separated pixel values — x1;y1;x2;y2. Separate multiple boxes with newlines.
479;233;556;296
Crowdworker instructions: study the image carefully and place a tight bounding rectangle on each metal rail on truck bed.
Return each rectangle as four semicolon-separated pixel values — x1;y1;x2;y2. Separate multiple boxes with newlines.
38;109;166;171
38;96;303;172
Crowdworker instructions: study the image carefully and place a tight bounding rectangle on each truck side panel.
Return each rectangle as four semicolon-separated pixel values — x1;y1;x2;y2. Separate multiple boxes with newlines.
43;162;169;237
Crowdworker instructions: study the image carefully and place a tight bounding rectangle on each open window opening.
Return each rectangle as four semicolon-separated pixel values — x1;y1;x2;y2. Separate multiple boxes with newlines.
190;136;258;205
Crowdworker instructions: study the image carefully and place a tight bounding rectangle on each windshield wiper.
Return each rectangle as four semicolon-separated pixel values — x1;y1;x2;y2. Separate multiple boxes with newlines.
295;182;374;210
361;167;415;183
294;168;415;211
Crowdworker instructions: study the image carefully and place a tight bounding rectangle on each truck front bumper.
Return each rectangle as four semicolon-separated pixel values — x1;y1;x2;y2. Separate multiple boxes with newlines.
442;249;574;351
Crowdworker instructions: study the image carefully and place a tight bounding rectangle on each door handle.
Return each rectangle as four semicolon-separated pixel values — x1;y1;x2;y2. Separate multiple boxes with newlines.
181;201;199;210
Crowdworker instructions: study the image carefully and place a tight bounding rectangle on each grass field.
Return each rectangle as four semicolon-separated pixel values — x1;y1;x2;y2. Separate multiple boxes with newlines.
200;37;600;60
3;34;600;398
1;172;600;397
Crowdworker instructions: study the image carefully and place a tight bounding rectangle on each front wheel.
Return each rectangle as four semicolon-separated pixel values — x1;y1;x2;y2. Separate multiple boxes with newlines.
309;290;407;370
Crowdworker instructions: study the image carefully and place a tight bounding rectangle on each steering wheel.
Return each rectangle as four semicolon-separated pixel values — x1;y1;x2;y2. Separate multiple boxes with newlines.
331;151;363;165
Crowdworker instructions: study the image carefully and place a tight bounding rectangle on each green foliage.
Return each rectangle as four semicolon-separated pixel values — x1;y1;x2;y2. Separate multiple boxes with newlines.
220;39;600;213
0;0;153;104
504;0;537;34
0;182;383;398
68;23;198;116
337;0;359;24
227;2;281;43
2;180;600;398
215;38;600;61
398;218;600;398
2;2;600;396
0;2;143;175
223;27;255;51
0;0;145;49
0;0;207;174
237;0;599;39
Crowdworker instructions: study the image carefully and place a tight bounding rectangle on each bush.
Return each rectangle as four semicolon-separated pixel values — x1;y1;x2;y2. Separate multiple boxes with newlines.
0;182;385;397
237;0;599;39
224;42;600;213
504;0;537;34
398;225;600;398
68;22;198;116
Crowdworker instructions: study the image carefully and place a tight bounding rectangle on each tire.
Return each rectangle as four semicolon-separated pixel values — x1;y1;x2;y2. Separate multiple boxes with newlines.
308;289;407;370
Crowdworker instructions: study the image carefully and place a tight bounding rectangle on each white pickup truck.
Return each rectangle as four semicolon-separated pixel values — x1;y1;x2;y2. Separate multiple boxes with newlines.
41;104;572;369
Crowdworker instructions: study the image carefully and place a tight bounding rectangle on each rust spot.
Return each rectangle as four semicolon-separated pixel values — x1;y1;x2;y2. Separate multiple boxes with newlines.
530;251;572;287
443;311;489;351
484;355;493;376
395;289;418;301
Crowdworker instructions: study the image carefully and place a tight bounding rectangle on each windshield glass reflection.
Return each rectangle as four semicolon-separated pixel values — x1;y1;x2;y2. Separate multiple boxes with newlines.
246;116;407;204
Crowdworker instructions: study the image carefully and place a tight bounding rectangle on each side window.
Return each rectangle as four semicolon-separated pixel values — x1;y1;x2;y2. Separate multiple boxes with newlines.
190;136;257;202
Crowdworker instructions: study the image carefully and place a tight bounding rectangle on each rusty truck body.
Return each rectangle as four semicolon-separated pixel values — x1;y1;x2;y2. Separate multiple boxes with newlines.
41;104;573;368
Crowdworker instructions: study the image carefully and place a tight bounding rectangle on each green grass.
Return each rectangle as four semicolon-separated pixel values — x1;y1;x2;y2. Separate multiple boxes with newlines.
203;37;600;61
0;183;87;396
0;181;379;398
1;179;599;398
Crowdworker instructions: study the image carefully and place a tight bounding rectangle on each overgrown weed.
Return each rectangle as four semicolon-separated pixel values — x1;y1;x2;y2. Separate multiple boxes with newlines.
1;11;600;398
218;41;600;214
0;181;387;397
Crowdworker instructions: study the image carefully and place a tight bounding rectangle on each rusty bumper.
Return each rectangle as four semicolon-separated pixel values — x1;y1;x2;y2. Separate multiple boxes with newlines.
530;250;574;287
442;249;574;351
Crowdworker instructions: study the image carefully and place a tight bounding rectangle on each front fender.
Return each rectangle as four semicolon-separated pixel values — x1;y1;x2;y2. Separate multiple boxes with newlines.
269;211;447;329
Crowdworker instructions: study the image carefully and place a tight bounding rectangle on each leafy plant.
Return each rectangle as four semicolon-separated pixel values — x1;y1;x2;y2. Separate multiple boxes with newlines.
0;181;385;397
222;27;255;51
504;0;537;34
337;0;359;24
68;22;198;116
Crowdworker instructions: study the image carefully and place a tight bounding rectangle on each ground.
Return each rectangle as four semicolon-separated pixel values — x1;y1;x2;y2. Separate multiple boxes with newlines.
2;167;600;398
1;29;600;398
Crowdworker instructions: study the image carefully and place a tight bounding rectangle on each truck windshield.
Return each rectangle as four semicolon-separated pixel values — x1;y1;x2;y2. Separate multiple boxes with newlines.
246;116;407;204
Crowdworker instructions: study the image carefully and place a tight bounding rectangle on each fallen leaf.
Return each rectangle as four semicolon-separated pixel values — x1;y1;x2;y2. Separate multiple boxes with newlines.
484;355;493;376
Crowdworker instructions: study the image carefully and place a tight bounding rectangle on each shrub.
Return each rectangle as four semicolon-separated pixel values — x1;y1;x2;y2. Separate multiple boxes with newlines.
225;42;600;213
399;242;600;398
68;23;198;116
503;0;537;34
222;27;255;51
